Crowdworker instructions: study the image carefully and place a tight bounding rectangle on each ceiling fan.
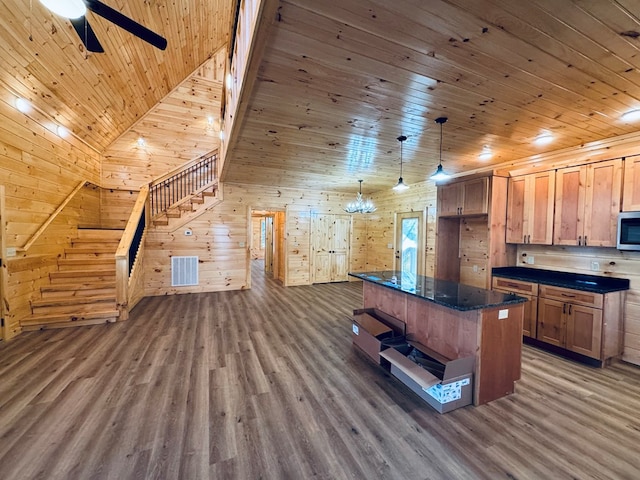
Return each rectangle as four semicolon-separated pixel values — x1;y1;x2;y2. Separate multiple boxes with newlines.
39;0;167;53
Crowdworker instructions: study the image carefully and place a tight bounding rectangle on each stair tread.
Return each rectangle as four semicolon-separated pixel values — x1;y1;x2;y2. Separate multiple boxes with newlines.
41;281;115;291
21;309;119;326
32;294;115;308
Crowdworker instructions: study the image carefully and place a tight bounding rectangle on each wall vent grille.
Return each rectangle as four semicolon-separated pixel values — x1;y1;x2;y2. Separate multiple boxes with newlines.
171;256;199;286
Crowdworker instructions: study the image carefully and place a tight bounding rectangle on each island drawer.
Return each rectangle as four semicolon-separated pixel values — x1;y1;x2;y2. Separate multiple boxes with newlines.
492;277;539;296
538;285;603;309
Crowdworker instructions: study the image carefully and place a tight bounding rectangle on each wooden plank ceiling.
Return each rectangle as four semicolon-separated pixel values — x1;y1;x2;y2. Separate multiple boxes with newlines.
4;1;640;195
224;0;640;193
0;0;233;152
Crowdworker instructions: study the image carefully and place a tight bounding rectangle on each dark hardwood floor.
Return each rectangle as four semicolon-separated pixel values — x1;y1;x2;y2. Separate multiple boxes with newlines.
1;260;640;479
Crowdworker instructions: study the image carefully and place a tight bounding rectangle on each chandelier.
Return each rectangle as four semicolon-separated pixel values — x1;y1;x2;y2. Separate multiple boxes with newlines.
344;180;376;214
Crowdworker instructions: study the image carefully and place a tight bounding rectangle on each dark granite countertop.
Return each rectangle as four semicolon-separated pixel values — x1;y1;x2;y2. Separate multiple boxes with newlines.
492;267;630;293
349;271;527;311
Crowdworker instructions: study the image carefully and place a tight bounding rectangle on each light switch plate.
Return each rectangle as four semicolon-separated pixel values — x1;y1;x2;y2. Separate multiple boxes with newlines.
591;261;599;271
527;256;535;265
498;309;509;319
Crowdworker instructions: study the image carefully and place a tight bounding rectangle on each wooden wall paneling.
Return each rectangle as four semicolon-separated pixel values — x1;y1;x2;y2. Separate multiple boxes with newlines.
100;189;139;230
286;207;311;286
251;216;265;260
458;216;489;288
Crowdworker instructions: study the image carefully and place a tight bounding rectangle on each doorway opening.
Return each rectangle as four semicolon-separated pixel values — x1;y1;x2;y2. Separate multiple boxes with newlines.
250;209;285;284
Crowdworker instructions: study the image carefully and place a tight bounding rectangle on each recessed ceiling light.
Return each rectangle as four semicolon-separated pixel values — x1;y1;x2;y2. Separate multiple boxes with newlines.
621;109;640;122
56;125;69;138
207;116;215;125
219;130;225;141
225;73;233;90
15;97;31;113
533;133;554;146
137;137;146;147
478;146;492;161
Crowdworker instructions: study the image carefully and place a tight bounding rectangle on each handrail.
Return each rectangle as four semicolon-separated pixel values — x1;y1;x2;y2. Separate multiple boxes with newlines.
115;185;149;319
150;149;217;188
18;180;93;252
149;153;217;217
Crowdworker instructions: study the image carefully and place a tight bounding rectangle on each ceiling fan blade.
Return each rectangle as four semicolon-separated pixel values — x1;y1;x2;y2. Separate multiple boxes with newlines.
70;16;104;53
84;0;167;51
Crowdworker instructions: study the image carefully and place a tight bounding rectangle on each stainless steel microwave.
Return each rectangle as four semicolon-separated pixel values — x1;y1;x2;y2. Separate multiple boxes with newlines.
617;212;640;251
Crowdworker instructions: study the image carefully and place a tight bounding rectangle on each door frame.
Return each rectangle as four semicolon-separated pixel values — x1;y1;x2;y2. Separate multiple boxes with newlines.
249;207;285;286
0;185;6;341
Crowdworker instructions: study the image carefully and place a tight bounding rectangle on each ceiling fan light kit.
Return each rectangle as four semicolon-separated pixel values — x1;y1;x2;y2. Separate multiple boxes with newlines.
430;116;450;182
39;0;86;18
39;0;167;53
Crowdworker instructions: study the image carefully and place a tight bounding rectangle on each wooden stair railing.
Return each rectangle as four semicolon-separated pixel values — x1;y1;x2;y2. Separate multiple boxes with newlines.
150;152;217;217
115;185;148;321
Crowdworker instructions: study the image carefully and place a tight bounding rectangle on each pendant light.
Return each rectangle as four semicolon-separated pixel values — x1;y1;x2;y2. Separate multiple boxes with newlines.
430;117;450;182
344;180;376;214
393;135;409;191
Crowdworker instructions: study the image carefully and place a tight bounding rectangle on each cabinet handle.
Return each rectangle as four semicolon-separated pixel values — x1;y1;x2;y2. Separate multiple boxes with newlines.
561;293;576;298
578;236;582;246
506;283;520;289
563;303;566;314
584;236;587;246
523;235;527;244
528;234;531;243
569;304;572;315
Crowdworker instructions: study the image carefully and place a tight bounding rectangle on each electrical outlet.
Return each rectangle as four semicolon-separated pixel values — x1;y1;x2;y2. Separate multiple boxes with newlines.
473;265;478;273
527;256;535;265
591;261;600;272
6;246;16;257
388;243;393;249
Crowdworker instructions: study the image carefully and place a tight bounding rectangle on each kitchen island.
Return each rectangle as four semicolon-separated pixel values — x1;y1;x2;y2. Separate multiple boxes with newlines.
349;271;527;405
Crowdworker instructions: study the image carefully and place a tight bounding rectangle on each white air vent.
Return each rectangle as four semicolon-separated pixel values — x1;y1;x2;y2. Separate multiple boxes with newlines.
171;256;199;286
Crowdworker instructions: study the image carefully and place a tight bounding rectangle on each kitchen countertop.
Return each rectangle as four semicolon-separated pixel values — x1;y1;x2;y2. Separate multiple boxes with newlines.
349;271;527;311
492;267;630;293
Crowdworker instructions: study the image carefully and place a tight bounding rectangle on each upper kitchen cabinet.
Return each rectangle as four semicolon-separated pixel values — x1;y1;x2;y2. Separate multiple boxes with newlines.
436;175;515;290
437;177;488;217
623;157;640;211
506;171;555;245
554;159;623;247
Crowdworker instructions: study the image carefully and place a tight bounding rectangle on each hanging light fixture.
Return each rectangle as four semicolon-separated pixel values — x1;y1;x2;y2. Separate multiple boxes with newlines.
344;180;376;214
430;116;450;182
393;135;409;191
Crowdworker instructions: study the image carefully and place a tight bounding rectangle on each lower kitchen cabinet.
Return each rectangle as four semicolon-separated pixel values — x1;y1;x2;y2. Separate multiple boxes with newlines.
492;268;628;366
537;285;615;362
492;277;538;338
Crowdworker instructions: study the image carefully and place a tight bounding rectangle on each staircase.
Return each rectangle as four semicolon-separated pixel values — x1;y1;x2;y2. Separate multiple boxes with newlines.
22;229;122;331
152;183;219;228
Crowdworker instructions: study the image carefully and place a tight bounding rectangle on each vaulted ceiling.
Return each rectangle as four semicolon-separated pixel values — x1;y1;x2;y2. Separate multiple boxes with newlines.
0;0;233;152
4;1;640;195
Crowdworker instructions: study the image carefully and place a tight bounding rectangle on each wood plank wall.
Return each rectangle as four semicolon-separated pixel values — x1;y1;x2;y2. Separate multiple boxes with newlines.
250;216;265;259
0;90;102;339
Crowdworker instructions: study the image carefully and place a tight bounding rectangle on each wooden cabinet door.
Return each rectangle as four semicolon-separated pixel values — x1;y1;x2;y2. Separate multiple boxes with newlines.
565;304;602;359
506;176;526;244
583;159;622;247
554;166;586;246
623;157;640;211
461;177;489;215
437;183;462;216
528;171;555;245
536;297;565;347
492;277;538;338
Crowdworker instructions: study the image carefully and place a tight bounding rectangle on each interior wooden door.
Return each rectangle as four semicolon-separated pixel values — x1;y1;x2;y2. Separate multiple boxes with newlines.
264;216;274;275
312;214;351;283
331;215;351;282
